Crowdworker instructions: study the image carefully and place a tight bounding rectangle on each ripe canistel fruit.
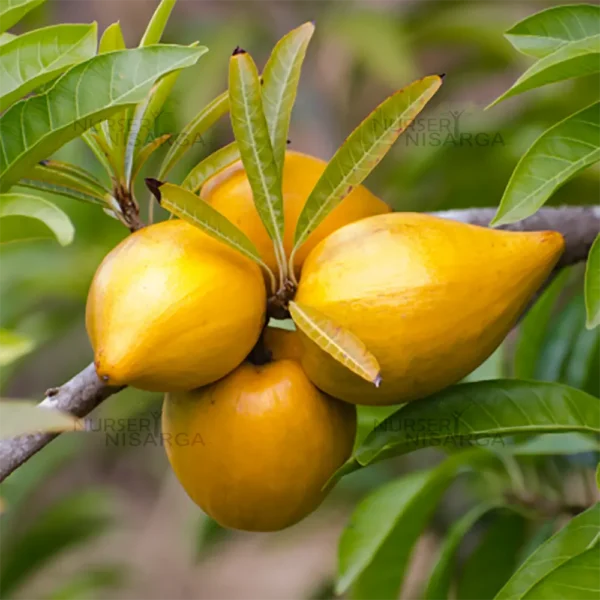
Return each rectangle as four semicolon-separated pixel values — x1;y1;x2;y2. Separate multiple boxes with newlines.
86;220;266;392
162;359;356;532
295;212;565;405
200;150;391;274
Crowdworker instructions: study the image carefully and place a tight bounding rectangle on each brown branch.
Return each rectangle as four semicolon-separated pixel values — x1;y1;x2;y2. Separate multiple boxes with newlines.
0;206;598;483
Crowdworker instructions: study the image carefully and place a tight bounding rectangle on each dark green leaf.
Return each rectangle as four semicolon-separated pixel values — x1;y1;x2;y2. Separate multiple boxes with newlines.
495;503;600;599
158;90;229;179
491;102;600;225
0;45;204;192
292;75;442;254
0;23;97;111
182;141;240;193
262;21;314;172
0;192;74;245
585;234;600;329
229;50;286;274
337;449;496;598
424;504;498;600
505;5;600;59
355;380;600;466
0;0;46;34
457;511;527;600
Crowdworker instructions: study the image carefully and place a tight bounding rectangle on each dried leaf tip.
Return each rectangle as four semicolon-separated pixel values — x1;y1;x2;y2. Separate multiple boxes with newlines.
145;178;165;204
439;73;446;80
232;46;246;56
374;374;382;388
38;159;49;166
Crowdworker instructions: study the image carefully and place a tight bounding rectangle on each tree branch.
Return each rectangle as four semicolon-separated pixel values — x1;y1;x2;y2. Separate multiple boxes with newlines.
1;206;598;483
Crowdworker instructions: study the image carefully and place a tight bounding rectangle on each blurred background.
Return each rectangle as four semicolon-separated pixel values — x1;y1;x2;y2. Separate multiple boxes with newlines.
1;1;598;599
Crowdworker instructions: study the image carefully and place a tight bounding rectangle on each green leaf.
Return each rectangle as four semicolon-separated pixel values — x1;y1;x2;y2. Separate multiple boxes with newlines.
0;0;45;34
495;503;600;599
0;489;112;598
48;566;124;600
0;23;97;111
424;504;498;600
98;21;126;53
596;464;600;490
158;90;229;179
0;32;16;45
458;511;527;600
139;0;177;47
182;141;240;193
262;21;314;172
0;192;74;245
289;301;381;385
491;35;600;106
337;449;494;598
0;45;204;192
292;75;442;254
508;432;600;455
585;234;600;329
146;180;271;275
514;270;570;379
491;102;600;225
355;380;600;466
130;133;171;183
0;399;80;440
505;5;600;59
0;329;35;366
229;50;286;275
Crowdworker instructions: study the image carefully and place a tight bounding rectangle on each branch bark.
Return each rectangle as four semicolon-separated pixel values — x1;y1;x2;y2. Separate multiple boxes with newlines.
1;206;598;482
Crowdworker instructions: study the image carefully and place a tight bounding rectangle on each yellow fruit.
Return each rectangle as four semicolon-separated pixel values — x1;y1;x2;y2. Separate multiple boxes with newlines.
263;326;303;362
295;213;565;405
162;359;356;531
86;220;266;392
200;150;391;274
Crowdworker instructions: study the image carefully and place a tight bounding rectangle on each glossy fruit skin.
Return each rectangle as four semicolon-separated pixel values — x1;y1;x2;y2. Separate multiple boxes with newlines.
162;360;356;531
263;326;304;362
86;220;266;392
200;150;391;274
295;212;565;406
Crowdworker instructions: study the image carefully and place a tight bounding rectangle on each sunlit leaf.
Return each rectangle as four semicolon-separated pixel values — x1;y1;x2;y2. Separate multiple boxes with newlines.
158;90;229;179
130;134;171;183
139;0;177;47
0;399;80;439
514;270;570;379
0;32;16;45
337;449;495;598
458;511;527;600
585;234;600;329
229;50;286;273
424;504;499;600
0;23;97;111
262;21;314;172
491;102;600;225
0;0;46;34
145;180;269;272
183;142;240;193
289;301;380;385
293;75;442;253
0;45;204;192
0;192;74;245
495;503;600;599
0;329;35;366
491;35;600;106
98;21;125;53
355;380;600;466
505;5;600;59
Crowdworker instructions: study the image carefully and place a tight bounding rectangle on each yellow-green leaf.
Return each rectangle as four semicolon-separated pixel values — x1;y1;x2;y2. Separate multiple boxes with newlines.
262;21;314;173
292;75;442;254
0;329;35;366
0;399;81;440
182;142;240;193
98;21;125;53
289;300;381;385
0;0;45;34
139;0;177;47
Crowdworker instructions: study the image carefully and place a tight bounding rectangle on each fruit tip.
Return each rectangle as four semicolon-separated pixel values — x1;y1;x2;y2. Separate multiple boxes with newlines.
145;178;164;204
232;46;246;56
